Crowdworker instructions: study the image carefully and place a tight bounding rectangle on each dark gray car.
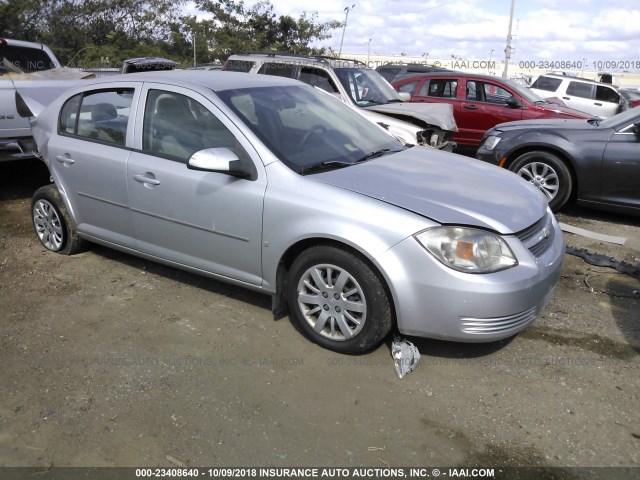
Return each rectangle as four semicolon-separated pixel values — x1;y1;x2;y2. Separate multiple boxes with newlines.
476;107;640;214
21;71;564;354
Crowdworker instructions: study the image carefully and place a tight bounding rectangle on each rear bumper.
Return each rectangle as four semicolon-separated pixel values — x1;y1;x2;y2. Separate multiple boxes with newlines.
0;138;38;162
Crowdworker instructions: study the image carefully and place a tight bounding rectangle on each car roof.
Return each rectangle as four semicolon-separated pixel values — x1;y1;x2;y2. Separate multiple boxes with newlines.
537;73;602;85
67;70;304;92
393;71;507;83
227;53;366;69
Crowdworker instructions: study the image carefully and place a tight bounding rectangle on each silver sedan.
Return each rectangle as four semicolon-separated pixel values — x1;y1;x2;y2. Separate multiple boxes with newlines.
22;71;564;354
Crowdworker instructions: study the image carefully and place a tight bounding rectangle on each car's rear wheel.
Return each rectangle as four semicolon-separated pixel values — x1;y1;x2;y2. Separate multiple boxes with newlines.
287;245;392;354
509;151;572;212
32;184;85;255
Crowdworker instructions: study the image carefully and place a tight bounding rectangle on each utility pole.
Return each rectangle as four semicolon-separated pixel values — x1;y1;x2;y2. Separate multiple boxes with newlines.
338;4;355;58
193;31;196;68
502;0;516;78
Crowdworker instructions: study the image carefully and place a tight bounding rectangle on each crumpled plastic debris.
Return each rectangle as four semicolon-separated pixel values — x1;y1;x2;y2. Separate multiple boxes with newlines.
391;337;421;379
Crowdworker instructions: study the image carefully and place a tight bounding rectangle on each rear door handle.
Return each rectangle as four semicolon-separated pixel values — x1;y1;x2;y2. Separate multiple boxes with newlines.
463;104;478;110
594;102;602;106
134;173;161;186
55;154;74;165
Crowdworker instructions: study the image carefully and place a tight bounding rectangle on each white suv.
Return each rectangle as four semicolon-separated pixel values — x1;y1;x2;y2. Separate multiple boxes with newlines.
529;74;624;118
222;53;456;149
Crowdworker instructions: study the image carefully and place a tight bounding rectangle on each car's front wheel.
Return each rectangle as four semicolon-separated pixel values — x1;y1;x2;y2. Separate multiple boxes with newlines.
287;245;392;354
32;184;85;255
509;151;572;212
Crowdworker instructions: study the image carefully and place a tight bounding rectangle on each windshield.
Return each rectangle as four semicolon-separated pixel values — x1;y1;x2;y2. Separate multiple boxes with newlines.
502;80;546;103
217;85;404;174
598;105;640;129
334;68;402;106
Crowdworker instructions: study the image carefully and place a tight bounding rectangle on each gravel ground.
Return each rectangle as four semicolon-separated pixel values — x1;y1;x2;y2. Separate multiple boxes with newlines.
0;159;638;474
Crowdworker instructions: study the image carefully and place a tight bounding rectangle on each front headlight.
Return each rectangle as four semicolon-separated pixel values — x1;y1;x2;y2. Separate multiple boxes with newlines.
482;135;501;151
415;227;518;273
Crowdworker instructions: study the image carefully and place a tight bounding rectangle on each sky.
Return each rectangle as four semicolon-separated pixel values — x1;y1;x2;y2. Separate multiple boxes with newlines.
186;0;640;70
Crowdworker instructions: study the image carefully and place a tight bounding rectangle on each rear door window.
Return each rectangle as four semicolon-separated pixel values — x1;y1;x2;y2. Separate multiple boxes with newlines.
59;89;134;146
425;79;458;98
566;81;594;99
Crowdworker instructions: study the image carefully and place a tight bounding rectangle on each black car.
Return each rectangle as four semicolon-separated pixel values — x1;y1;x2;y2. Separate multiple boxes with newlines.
476;107;640;214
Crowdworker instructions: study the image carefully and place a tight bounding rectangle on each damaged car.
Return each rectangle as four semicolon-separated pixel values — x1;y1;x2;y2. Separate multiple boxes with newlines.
222;53;457;150
19;71;564;354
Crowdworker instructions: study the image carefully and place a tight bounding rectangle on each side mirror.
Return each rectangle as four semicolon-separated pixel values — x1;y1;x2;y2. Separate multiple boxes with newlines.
398;92;411;102
187;148;251;178
633;122;640;135
506;95;522;108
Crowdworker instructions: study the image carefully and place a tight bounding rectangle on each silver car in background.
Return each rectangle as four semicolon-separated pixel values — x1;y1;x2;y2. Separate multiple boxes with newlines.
21;71;564;354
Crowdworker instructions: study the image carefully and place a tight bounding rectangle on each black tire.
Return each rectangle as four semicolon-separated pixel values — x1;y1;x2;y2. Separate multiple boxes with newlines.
287;245;392;354
509;151;572;212
32;184;85;255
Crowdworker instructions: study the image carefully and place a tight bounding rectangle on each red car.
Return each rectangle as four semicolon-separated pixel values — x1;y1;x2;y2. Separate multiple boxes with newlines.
393;72;589;147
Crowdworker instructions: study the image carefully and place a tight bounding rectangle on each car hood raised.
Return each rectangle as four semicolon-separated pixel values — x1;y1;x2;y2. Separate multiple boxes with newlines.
364;102;458;132
312;149;547;234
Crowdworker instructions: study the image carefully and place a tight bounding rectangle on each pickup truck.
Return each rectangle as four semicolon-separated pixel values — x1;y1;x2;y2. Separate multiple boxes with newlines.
0;38;91;162
1;39;181;162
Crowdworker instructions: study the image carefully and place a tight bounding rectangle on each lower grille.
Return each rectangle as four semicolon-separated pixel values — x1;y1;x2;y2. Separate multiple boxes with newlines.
460;306;538;335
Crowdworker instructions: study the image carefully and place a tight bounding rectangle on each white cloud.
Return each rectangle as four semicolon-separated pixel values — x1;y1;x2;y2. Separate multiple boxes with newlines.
187;0;640;67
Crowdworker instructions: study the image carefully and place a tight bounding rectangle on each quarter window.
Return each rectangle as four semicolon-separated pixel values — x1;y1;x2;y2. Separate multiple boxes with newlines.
142;90;248;164
58;89;133;146
258;62;296;78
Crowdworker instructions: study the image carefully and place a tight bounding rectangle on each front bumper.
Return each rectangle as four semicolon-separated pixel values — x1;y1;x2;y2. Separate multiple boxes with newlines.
376;213;565;342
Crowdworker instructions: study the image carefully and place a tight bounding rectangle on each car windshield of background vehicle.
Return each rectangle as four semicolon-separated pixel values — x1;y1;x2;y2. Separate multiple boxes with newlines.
217;85;404;173
530;75;562;92
334;68;402;106
505;79;546;103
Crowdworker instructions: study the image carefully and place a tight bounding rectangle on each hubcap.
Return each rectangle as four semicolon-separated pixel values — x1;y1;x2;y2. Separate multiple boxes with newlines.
516;162;559;200
33;200;64;251
297;264;367;341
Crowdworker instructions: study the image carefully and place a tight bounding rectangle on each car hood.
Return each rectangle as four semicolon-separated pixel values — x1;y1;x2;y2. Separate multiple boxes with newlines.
364;102;458;132
493;117;593;133
312;148;546;234
535;101;590;118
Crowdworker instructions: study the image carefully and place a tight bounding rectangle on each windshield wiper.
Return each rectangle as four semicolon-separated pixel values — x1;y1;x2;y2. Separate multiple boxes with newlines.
300;161;353;175
354;148;400;163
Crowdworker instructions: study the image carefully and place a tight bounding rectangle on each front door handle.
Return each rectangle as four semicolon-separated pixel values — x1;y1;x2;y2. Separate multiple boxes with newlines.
594;102;602;106
56;154;75;165
562;96;570;100
463;104;478;110
134;173;161;186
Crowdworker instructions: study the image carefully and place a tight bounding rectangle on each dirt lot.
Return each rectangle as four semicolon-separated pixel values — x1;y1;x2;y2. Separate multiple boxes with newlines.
1;159;639;473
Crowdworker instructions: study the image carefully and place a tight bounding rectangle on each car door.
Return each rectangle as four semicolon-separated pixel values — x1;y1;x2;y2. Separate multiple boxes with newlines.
47;85;139;247
409;77;464;141
561;81;597;116
127;84;267;285
599;122;640;208
458;80;524;145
